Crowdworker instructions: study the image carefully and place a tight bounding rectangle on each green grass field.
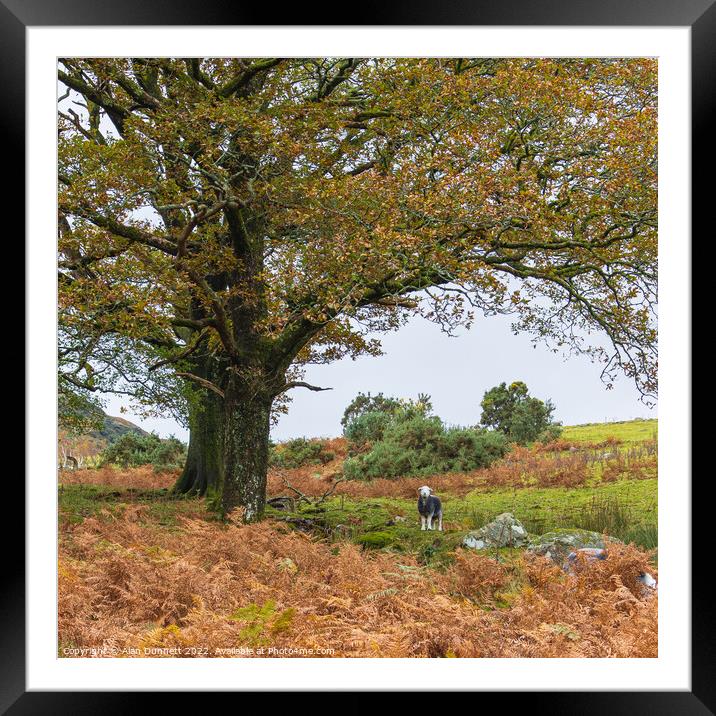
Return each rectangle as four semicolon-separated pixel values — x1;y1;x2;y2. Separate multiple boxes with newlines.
288;476;658;561
60;417;659;569
562;418;657;444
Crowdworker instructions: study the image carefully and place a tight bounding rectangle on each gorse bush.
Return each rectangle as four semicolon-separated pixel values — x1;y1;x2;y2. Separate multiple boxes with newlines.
344;410;394;449
342;392;434;451
343;414;508;480
341;392;404;430
341;392;507;480
270;438;335;469
100;432;187;471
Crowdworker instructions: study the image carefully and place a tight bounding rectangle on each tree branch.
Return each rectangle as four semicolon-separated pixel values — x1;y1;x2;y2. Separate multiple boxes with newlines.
57;68;129;135
63;205;179;256
217;59;283;97
148;330;207;372
274;380;333;397
176;372;226;399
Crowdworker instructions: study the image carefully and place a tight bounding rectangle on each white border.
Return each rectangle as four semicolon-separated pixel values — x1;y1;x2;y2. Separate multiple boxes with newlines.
27;27;691;691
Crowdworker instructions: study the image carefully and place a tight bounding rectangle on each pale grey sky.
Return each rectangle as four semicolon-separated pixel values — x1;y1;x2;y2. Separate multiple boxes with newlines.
104;310;656;442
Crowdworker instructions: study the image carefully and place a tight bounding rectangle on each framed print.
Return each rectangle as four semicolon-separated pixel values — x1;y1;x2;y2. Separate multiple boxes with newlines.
9;0;709;710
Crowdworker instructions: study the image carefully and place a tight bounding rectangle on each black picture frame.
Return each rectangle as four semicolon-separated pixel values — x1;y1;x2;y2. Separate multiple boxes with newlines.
9;1;706;711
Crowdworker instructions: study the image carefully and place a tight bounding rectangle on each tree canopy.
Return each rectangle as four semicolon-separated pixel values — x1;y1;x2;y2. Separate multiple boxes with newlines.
480;381;561;444
58;57;657;518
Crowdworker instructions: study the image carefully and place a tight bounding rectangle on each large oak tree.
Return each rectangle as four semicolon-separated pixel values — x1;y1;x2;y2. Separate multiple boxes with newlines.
58;57;657;520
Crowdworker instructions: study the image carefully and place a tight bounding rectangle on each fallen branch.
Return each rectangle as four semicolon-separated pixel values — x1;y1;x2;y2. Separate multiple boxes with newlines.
315;476;347;505
280;474;311;504
279;471;347;507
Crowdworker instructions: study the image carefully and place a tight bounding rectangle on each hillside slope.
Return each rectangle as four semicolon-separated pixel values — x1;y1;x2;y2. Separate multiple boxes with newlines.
59;416;658;658
93;414;150;444
562;418;657;443
59;413;149;461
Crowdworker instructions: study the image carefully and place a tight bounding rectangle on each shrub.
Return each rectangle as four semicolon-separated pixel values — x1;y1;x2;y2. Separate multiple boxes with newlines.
343;414;508;480
343;410;394;449
342;392;434;452
270;438;335;469
100;432;186;471
437;426;509;470
341;392;404;430
344;440;413;480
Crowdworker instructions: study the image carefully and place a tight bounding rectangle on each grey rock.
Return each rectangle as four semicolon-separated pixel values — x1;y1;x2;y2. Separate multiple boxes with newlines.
563;547;607;572
463;535;488;549
528;529;621;563
462;512;529;549
567;547;607;562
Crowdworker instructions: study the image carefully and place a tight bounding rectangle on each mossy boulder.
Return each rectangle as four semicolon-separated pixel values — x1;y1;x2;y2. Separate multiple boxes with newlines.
462;512;529;549
354;531;397;549
527;528;621;562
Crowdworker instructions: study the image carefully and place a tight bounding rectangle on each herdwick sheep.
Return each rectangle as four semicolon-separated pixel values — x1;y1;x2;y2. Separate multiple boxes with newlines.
638;572;657;589
417;486;443;531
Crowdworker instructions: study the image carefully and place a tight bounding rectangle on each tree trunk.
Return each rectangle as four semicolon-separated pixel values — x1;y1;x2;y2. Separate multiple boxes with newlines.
173;391;224;497
221;381;273;522
173;348;226;497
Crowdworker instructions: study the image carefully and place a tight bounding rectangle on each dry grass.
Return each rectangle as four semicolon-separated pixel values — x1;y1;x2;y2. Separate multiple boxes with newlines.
59;508;657;658
59;433;657;658
266;439;657;499
536;436;624;453
60;466;179;490
62;438;656;498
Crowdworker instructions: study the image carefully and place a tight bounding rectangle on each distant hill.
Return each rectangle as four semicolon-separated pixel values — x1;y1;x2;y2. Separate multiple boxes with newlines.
59;412;150;462
93;414;150;444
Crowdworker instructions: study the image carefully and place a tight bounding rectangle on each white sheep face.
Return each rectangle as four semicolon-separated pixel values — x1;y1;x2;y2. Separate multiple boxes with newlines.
418;486;432;498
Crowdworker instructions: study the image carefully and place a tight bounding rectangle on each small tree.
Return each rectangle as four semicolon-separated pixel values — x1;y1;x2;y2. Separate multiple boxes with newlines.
480;381;561;444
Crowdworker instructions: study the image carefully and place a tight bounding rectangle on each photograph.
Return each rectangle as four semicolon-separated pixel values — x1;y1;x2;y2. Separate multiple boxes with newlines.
56;55;661;660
